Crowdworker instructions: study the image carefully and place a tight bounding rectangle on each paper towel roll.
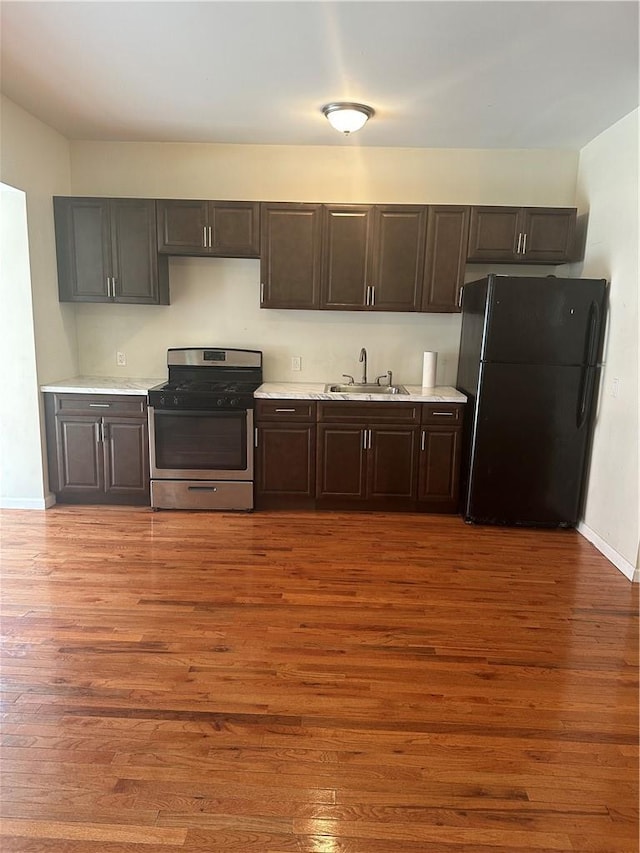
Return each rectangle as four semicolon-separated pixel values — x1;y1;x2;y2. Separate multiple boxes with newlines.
422;351;437;389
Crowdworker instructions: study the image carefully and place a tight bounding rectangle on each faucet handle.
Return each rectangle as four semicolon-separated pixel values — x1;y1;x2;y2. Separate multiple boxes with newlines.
341;374;355;385
375;371;393;386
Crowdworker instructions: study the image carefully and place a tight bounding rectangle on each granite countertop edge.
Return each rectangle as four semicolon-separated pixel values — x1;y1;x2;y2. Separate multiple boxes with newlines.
255;382;467;403
40;376;165;395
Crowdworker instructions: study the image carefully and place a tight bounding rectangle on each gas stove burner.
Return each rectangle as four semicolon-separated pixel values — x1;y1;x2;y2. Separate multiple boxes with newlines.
148;347;263;412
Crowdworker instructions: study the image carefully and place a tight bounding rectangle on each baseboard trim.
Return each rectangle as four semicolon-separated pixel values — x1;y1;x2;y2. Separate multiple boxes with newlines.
577;522;639;582
0;493;55;510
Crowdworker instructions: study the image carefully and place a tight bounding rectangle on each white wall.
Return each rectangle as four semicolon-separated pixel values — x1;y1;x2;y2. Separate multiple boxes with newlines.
0;186;46;507
566;109;639;579
70;141;578;382
0;95;72;506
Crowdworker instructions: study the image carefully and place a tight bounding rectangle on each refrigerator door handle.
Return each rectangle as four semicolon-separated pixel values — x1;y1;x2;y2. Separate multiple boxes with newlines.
577;301;601;429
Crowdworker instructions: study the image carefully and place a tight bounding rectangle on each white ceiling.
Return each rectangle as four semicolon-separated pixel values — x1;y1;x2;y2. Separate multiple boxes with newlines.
1;1;638;149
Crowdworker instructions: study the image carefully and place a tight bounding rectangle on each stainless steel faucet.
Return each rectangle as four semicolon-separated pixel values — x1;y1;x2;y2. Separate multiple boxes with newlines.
359;348;368;384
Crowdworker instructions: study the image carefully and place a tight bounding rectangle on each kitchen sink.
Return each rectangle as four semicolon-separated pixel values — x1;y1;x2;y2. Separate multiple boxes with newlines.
324;383;408;395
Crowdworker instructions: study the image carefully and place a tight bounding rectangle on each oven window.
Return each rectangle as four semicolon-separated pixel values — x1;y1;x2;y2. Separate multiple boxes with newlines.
154;411;247;471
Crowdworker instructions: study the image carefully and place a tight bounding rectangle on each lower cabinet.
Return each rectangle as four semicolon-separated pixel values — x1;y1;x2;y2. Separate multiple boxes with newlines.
418;404;464;511
44;394;150;505
316;421;419;509
254;400;316;508
255;398;464;513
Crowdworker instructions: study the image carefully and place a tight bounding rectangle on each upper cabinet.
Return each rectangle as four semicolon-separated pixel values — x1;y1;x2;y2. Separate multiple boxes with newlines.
467;206;576;264
157;200;260;257
422;205;470;313
260;203;323;309
321;204;427;312
54;197;169;304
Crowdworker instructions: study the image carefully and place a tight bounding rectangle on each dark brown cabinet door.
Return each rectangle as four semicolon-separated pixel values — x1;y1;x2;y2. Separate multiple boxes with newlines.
54;416;104;496
321;205;373;310
260;203;322;309
316;424;367;501
157;200;259;256
54;197;168;304
418;426;462;511
54;198;111;301
255;423;316;504
368;425;419;501
103;417;150;498
519;208;576;262
422;206;470;312
156;200;209;253
111;199;166;304
209;202;260;257
468;206;577;264
467;207;521;261
370;206;426;312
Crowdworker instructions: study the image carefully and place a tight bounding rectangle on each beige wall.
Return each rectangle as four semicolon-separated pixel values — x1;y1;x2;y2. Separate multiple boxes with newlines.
70;141;578;383
566;109;639;576
0;96;72;506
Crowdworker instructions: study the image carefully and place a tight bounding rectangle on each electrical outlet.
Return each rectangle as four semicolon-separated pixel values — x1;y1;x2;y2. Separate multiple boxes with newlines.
116;351;126;367
291;356;301;371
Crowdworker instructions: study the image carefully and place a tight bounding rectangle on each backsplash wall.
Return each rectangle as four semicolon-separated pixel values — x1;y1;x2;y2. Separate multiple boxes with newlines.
76;257;463;384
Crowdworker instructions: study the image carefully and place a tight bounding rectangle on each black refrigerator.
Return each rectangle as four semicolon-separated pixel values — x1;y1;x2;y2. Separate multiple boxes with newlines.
456;274;607;527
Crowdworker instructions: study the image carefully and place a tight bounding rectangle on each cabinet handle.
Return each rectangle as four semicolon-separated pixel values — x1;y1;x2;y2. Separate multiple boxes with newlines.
188;486;218;492
94;422;101;443
370;287;375;307
260;282;264;303
457;286;464;308
522;232;527;255
432;411;454;416
254;427;259;448
101;422;107;443
368;429;372;449
362;429;367;450
421;430;426;452
203;226;208;248
275;408;296;413
89;403;110;408
208;226;213;249
106;277;112;298
516;232;523;254
112;277;117;297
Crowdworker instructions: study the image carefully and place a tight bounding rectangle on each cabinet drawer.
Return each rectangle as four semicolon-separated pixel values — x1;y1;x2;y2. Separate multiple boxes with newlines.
52;394;147;417
256;400;316;421
421;403;464;425
318;402;420;424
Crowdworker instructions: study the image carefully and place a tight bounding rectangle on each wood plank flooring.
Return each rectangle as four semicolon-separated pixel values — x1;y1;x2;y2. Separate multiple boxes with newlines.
0;506;638;852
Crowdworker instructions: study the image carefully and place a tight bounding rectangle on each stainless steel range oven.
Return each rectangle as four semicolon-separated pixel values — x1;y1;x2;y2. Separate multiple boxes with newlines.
148;347;262;510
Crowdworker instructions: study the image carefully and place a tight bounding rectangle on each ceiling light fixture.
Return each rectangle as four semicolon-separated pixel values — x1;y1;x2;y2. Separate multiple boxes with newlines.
321;102;375;135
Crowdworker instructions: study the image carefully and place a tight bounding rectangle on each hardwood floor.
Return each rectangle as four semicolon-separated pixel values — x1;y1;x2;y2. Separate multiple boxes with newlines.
0;506;638;852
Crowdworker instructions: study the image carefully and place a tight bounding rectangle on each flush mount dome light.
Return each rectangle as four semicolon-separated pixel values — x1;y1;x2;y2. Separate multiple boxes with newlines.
322;102;375;135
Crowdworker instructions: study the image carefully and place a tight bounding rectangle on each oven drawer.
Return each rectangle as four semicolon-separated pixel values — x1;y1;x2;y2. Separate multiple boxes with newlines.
151;479;253;510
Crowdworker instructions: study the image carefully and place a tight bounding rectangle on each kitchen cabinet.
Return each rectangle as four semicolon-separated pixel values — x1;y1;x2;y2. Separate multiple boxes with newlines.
417;404;464;512
316;402;421;509
54;197;169;304
321;205;426;311
44;394;150;505
254;400;316;508
422;206;470;312
157;200;260;257
467;206;576;264
260;203;323;309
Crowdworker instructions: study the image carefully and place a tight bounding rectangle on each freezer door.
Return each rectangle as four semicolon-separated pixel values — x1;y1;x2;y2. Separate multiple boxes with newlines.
465;362;595;526
484;277;606;366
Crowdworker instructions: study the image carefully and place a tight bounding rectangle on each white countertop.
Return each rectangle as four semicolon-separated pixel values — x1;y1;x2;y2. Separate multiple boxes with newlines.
255;382;467;403
40;376;164;395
